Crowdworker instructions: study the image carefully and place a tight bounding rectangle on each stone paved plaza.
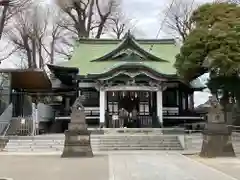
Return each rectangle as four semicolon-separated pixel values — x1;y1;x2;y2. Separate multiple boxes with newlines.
0;151;239;180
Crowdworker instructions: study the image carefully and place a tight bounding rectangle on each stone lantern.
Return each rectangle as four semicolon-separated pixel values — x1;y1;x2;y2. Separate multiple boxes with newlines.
200;94;235;157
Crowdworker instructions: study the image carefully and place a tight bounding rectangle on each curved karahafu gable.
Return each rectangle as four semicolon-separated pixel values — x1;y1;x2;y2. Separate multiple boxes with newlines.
86;62;178;81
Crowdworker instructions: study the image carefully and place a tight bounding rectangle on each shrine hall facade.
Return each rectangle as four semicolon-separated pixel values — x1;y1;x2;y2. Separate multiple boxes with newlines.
0;32;205;133
46;32;205;129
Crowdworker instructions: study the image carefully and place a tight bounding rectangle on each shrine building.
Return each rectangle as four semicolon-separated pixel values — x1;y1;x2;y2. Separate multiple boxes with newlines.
0;32;205;134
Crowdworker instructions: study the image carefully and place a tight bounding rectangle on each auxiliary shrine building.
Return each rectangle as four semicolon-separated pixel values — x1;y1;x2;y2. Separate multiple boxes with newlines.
0;32;205;134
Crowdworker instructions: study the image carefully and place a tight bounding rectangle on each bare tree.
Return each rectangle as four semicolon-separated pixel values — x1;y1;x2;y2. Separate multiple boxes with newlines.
108;15;127;39
164;0;239;42
0;0;30;40
163;0;196;42
1;4;66;68
57;0;122;39
43;9;74;63
105;8;140;39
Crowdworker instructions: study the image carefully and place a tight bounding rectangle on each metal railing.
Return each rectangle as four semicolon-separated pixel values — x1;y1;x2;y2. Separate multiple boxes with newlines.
0;121;10;136
2;122;10;136
0;116;39;136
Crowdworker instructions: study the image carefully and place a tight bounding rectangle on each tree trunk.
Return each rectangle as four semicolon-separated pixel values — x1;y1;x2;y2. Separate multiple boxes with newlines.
95;21;105;39
0;4;8;39
38;46;43;69
86;0;94;36
50;39;55;64
32;39;37;68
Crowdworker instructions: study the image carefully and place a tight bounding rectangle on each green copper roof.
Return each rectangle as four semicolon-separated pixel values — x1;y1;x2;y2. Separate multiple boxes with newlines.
57;33;180;76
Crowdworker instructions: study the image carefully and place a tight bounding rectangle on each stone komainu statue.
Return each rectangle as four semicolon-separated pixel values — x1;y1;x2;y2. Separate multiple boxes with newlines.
71;96;85;111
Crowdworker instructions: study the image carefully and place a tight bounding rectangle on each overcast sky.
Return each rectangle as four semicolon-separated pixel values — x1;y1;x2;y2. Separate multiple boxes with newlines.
0;0;215;106
123;0;214;38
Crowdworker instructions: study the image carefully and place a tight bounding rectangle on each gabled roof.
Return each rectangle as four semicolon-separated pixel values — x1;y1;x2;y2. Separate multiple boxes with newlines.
47;64;78;86
56;32;180;76
91;31;168;62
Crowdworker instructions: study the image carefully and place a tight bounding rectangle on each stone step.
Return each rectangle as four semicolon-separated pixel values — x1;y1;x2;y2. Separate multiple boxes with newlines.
98;136;178;139
100;144;180;147
99;140;180;143
4;146;99;151
100;144;180;146
98;137;178;139
99;147;183;150
99;139;177;141
6;141;99;145
5;144;98;148
3;134;182;152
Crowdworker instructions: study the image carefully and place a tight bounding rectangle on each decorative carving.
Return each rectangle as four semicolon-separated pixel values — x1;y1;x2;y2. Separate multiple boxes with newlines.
98;70;165;82
124;72;140;78
126;78;136;86
149;80;165;91
161;84;168;91
71;96;85;111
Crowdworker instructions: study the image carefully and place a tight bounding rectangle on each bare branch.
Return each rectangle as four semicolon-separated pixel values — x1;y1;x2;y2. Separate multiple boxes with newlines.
0;46;20;61
2;4;49;68
56;0;122;39
0;0;31;39
0;0;29;7
163;0;196;42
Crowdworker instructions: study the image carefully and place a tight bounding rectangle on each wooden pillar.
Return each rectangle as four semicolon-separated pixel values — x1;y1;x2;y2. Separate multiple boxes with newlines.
99;89;106;124
157;90;163;125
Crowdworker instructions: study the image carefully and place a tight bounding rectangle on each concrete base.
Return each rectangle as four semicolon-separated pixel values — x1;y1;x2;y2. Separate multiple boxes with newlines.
0;137;9;151
200;124;235;158
61;130;93;158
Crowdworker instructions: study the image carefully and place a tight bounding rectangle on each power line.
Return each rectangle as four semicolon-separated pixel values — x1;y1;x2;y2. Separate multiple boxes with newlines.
149;0;176;51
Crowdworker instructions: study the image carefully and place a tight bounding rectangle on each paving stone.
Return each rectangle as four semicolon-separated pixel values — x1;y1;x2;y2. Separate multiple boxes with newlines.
108;152;238;180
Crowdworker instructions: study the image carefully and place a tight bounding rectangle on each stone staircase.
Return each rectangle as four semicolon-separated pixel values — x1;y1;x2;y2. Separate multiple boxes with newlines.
3;134;183;152
3;134;98;152
98;135;183;151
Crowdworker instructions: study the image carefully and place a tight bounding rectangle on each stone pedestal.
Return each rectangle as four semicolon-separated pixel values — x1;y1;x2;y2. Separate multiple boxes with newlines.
61;109;93;158
199;96;235;158
200;123;235;158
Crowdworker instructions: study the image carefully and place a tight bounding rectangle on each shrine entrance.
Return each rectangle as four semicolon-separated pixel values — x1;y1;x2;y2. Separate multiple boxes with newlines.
118;91;139;113
106;91;157;128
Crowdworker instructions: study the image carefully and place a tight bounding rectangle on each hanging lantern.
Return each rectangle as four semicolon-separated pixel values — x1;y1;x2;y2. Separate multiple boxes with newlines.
112;91;115;97
122;91;125;97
